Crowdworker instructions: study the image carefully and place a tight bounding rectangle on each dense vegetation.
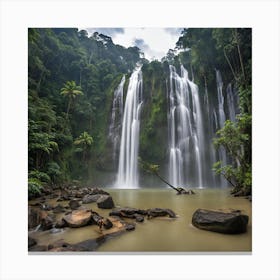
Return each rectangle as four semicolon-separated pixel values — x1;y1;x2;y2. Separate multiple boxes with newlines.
28;28;251;197
28;28;143;195
183;28;251;196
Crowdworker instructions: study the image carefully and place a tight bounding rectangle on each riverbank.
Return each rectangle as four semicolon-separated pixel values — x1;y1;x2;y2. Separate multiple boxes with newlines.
28;187;251;252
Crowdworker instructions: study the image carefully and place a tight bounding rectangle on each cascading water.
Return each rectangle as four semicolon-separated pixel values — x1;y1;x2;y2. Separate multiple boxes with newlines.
168;65;205;188
109;65;238;189
214;70;239;186
108;75;125;165
167;66;239;188
216;70;226;128
116;67;143;188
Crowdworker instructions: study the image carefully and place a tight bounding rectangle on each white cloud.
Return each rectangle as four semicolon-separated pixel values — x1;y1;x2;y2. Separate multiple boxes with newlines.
85;28;183;61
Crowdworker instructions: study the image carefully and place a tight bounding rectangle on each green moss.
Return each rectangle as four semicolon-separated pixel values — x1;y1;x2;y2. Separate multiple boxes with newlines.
140;62;168;164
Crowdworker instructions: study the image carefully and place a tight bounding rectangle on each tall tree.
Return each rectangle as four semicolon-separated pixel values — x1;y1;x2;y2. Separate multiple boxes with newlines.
60;80;83;120
74;131;93;162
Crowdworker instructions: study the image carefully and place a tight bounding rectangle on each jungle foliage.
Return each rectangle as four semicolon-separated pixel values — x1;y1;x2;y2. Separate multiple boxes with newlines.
28;28;143;192
28;28;251;196
174;28;252;194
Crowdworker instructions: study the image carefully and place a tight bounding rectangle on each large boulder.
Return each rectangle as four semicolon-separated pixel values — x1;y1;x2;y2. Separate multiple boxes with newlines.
82;194;102;204
63;209;92;228
192;209;249;234
97;195;115;209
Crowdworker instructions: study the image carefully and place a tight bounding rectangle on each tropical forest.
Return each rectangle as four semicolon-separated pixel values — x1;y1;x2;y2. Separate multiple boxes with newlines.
28;28;252;252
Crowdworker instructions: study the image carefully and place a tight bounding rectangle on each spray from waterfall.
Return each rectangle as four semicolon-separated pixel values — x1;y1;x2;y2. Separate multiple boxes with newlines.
116;67;143;188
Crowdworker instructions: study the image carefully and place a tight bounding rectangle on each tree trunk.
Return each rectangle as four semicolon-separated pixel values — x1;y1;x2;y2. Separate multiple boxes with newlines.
66;98;72;120
223;47;238;81
234;28;246;81
153;171;182;194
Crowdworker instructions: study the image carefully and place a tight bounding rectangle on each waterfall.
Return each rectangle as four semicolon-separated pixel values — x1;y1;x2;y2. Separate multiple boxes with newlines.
168;65;205;188
108;75;125;164
216;70;226;128
116;67;143;188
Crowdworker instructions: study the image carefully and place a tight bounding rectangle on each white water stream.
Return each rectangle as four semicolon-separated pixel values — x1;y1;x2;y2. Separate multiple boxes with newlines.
108;75;125;164
116;67;143;188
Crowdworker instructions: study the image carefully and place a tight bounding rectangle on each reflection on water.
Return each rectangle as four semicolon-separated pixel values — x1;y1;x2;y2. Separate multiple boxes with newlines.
29;188;252;252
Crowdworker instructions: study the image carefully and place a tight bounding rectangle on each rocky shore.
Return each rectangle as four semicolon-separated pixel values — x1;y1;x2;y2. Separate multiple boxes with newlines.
28;185;178;252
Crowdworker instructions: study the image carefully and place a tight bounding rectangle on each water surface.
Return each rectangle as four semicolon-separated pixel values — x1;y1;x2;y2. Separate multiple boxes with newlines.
29;188;252;252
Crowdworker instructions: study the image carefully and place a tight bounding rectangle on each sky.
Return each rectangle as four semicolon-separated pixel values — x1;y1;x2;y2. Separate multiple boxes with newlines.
84;28;183;61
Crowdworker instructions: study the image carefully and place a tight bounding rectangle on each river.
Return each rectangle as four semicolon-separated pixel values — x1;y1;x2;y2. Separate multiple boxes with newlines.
29;188;251;252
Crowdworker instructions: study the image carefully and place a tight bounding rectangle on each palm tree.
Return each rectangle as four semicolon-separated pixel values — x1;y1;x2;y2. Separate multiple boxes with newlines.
74;131;93;162
60;81;83;120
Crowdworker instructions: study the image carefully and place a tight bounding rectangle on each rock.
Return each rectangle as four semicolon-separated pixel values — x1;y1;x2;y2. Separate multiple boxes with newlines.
110;207;175;220
147;208;176;219
46;217;134;252
76;192;84;198
176;188;195;195
91;212;112;230
28;207;41;229
92;212;103;225
63;209;92;228
103;218;113;229
109;207;147;218
28;236;37;248
89;187;109;195
53;204;66;213
125;224;135;231
192;209;249;234
134;214;144;222
82;194;102;204
55;219;67;228
28;207;54;230
97;195;115;209
41;214;54;230
58;191;70;201
47;239;83;252
69;199;80;210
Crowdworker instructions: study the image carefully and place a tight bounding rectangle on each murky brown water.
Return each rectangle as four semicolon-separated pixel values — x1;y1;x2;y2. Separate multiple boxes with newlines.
29;188;252;252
